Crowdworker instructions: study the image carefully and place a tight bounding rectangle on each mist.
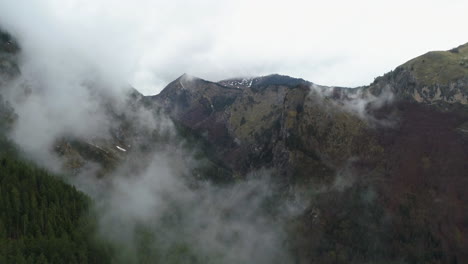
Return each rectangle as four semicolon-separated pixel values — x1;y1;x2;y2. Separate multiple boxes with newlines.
1;0;467;263
92;152;302;263
0;43;302;264
309;82;396;127
0;13;395;261
0;6;304;262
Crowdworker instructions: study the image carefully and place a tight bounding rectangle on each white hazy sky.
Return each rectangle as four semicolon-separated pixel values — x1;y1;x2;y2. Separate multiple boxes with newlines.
1;0;467;95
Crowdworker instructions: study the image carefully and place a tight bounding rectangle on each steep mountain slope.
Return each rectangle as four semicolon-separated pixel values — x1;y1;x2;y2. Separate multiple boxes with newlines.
150;74;382;183
147;45;468;263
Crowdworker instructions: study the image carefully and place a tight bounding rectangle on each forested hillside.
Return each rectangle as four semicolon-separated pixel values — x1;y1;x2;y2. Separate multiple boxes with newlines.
0;136;111;263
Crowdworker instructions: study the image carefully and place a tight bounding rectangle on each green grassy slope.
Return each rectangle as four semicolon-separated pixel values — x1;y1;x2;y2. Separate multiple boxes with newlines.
402;43;468;86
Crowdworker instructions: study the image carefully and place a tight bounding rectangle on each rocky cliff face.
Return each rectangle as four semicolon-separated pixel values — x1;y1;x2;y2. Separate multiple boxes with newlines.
150;74;384;184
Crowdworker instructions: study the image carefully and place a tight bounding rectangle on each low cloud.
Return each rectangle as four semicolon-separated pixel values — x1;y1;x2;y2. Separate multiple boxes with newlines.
309;83;396;126
92;153;302;263
0;22;303;263
0;1;464;262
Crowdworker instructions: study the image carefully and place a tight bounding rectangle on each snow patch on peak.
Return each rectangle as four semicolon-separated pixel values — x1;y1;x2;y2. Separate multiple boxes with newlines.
116;146;127;152
219;77;254;89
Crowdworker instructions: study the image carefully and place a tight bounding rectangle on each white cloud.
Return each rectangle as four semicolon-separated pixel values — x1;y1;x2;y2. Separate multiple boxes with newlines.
1;0;467;95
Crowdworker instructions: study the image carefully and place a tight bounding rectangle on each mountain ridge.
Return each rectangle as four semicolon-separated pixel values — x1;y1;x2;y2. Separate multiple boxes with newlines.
1;29;468;263
150;42;468;107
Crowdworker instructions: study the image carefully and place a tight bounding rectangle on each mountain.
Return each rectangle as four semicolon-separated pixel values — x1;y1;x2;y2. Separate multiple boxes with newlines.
370;42;468;106
146;46;468;263
1;27;467;263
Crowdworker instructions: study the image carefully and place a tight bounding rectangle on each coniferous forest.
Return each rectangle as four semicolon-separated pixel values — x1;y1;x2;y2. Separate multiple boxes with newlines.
0;136;111;264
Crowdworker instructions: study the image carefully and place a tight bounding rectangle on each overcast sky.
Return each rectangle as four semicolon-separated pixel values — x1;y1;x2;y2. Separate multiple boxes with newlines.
1;0;467;95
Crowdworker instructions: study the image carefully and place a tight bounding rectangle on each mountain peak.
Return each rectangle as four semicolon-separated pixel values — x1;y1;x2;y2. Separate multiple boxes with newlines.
175;73;203;84
157;74;209;95
219;74;312;89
